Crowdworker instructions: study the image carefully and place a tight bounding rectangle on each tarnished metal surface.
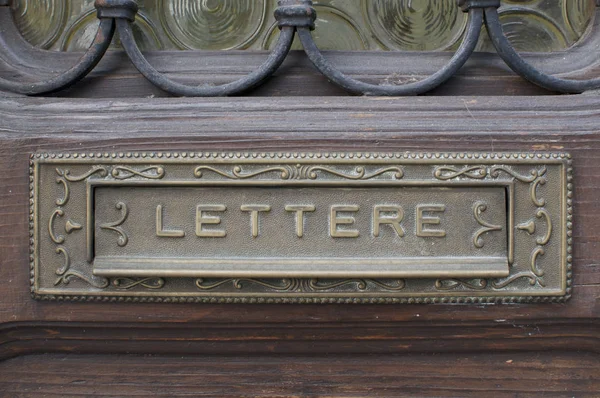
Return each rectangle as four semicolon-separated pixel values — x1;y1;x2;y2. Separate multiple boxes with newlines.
30;152;572;303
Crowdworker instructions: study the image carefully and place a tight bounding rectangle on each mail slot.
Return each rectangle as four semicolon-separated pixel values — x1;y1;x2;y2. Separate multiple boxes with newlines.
92;186;509;279
31;152;569;302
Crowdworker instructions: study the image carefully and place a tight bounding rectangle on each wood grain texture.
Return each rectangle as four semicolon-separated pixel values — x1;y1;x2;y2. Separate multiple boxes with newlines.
0;95;599;395
0;352;599;397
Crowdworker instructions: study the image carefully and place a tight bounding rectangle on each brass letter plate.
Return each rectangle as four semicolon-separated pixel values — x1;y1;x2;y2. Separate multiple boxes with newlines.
30;152;572;303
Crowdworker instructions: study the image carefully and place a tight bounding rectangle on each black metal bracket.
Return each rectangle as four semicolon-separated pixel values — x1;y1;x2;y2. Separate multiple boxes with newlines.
274;0;317;30
457;0;500;12
95;0;138;21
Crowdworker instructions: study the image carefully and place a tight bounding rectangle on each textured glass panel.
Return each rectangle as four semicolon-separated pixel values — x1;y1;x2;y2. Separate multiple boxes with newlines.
10;0;595;52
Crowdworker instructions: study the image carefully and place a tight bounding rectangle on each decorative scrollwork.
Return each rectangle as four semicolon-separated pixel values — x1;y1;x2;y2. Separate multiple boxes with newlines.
196;278;298;291
54;247;70;276
194;165;404;181
55;166;109;207
367;279;406;291
54;247;109;288
48;209;65;244
60;166;109;182
99;202;129;247
434;165;487;180
113;277;166;290
491;272;539;289
435;279;488;291
489;166;547;183
530;177;547;207
473;201;502;248
518;210;552;244
111;166;165;180
309;279;368;291
492;247;546;289
194;165;292;180
531;247;545;278
309;278;406;291
195;278;406;292
55;270;110;288
306;166;404;180
194;278;235;290
536;209;552;246
55;174;69;206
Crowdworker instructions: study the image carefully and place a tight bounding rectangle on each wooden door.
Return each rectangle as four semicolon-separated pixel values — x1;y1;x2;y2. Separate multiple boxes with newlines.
0;1;599;396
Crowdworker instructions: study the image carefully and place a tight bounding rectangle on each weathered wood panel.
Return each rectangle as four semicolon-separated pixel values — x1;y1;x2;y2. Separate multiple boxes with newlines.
0;352;599;397
0;95;598;395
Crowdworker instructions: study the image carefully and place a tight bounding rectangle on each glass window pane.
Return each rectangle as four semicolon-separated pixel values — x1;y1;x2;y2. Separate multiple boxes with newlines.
11;0;596;52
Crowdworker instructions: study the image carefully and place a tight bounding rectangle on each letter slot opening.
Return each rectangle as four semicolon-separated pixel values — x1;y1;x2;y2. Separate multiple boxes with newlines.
91;185;510;279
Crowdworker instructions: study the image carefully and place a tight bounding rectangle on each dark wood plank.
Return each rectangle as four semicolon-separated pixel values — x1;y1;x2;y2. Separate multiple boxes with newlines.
0;352;598;397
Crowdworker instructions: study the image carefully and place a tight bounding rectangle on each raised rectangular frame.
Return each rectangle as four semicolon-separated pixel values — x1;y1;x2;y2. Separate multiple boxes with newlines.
30;151;572;303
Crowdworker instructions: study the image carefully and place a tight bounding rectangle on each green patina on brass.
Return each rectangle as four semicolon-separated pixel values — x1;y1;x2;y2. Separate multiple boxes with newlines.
30;152;572;303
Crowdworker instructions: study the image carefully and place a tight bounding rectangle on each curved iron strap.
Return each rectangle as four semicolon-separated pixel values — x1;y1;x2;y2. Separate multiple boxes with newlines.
116;0;297;97
297;4;484;96
484;6;600;93
118;21;294;97
0;3;115;95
